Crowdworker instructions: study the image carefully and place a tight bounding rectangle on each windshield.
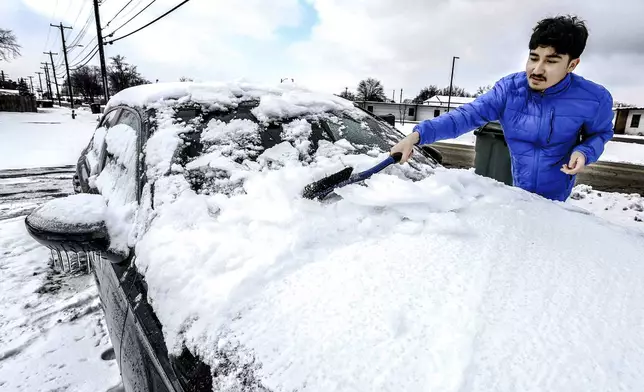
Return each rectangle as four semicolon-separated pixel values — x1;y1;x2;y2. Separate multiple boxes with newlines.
166;104;436;195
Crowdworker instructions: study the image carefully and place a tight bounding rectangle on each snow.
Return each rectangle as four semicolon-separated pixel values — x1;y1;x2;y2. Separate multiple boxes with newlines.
0;217;121;391
126;96;644;390
600;141;644;165
105;81;360;122
0;107;99;170
27;193;106;233
2;89;644;391
569;185;644;233
396;121;644;165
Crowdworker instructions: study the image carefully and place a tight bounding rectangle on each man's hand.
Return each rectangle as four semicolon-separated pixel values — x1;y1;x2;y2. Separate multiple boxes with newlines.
561;151;586;175
391;131;420;163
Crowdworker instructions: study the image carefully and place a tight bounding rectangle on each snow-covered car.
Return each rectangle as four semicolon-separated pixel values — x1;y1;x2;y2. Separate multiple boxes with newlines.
25;82;644;392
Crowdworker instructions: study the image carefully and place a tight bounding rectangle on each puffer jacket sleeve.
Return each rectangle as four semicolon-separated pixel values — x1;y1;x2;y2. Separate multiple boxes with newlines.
573;91;615;165
414;77;508;146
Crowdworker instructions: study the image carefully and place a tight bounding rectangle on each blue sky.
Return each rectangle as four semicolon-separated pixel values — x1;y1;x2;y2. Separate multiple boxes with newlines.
2;0;644;105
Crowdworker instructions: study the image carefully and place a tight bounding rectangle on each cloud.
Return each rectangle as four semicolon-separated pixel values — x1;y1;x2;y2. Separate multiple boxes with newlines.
5;0;644;105
288;0;644;105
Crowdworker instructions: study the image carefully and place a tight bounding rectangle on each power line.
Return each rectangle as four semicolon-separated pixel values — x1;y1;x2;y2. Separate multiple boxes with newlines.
105;0;191;44
104;0;157;35
41;0;60;56
69;44;100;69
104;0;135;28
71;46;100;70
68;13;94;50
68;40;98;65
112;0;145;26
71;0;90;27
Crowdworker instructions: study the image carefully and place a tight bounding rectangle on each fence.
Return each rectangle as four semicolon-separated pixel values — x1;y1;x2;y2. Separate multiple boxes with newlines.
0;95;37;112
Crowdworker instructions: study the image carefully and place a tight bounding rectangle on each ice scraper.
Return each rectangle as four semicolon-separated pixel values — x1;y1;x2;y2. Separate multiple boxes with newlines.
302;152;403;200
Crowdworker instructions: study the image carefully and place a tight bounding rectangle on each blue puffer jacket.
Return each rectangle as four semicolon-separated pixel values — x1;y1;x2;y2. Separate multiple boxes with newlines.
414;72;614;201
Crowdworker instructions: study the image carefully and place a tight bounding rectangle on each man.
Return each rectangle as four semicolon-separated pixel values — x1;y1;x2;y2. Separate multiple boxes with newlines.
391;15;614;202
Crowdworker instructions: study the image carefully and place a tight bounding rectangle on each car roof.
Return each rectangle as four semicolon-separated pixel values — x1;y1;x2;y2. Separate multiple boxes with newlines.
104;81;363;124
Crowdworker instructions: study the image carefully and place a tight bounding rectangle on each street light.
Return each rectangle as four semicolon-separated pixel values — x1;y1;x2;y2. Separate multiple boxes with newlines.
447;56;459;113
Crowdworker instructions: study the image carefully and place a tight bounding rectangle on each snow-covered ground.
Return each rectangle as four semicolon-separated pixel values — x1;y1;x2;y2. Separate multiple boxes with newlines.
0;107;99;170
396;121;644;165
1;99;644;391
0;107;122;391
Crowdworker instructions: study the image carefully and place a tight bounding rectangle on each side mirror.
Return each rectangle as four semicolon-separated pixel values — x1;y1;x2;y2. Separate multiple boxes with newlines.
25;194;126;263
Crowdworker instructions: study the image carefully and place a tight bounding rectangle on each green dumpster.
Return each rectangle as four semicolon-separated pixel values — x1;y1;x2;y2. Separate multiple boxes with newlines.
473;122;513;186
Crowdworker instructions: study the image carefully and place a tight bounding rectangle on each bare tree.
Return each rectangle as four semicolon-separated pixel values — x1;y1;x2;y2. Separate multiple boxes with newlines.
357;78;386;102
413;85;440;103
474;85;493;97
338;89;356;101
108;55;149;94
68;66;103;101
179;76;194;82
437;85;472;97
0;28;21;61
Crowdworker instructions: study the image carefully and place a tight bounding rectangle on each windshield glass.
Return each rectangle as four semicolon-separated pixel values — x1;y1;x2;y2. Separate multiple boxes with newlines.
166;104;436;195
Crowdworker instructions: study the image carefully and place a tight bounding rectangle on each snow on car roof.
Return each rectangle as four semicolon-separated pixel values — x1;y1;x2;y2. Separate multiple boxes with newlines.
105;81;361;122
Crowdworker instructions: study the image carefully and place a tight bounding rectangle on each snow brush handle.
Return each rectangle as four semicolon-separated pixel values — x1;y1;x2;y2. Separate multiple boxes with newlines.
354;152;403;180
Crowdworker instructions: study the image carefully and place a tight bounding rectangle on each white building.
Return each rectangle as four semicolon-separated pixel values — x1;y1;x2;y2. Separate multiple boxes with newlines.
422;95;475;107
356;95;473;124
614;107;643;135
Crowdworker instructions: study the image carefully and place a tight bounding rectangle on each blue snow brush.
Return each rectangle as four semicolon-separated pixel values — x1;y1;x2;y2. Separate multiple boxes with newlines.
302;152;403;200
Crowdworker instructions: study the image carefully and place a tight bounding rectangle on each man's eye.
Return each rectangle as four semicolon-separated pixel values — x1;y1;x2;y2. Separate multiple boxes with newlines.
547;60;558;64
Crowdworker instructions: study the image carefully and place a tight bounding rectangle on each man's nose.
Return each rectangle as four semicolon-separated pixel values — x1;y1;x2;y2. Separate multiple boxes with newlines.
533;61;545;75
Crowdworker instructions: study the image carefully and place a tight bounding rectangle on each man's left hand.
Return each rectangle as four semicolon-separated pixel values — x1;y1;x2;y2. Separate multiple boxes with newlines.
561;151;586;175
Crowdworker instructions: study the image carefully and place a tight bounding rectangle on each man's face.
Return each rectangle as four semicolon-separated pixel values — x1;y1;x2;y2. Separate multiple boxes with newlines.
526;45;579;91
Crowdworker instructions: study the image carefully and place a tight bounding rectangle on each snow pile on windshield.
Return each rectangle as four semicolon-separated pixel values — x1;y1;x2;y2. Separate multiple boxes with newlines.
27;194;106;233
130;127;644;391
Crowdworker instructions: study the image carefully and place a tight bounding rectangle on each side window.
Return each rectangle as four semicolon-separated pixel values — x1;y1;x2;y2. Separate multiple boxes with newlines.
86;109;120;179
115;109;142;132
100;109;120;129
98;109;141;205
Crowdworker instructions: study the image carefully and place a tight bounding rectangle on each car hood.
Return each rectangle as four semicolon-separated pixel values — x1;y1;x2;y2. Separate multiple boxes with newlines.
128;144;644;391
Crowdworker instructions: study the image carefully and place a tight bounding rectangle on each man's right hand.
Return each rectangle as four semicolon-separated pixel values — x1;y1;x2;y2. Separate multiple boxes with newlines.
391;131;420;163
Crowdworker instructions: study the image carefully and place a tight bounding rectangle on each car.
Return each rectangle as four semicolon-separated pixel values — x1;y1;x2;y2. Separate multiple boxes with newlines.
26;81;440;392
25;82;644;392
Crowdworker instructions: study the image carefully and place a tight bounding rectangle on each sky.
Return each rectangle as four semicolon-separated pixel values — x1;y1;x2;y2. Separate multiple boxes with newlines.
1;0;643;105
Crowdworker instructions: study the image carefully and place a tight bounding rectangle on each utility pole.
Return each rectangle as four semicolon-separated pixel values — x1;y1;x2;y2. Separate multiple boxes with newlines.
28;76;35;94
36;72;44;97
93;0;110;102
44;51;62;106
400;89;404;125
52;23;75;109
447;56;459;113
41;62;53;100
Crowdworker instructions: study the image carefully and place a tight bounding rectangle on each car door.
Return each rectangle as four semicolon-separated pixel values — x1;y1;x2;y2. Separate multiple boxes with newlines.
86;106;146;387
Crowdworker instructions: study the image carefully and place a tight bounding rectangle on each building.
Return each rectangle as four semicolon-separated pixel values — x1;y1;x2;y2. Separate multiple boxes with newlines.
614;107;644;135
357;96;643;137
356;95;472;124
422;95;475;107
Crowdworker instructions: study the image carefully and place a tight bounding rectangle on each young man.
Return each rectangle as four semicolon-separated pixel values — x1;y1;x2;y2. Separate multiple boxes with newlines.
392;15;614;202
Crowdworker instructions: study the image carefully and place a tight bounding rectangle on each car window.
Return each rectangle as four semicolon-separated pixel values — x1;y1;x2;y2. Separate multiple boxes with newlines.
94;121;140;206
323;114;436;167
100;109;120;129
115;109;141;132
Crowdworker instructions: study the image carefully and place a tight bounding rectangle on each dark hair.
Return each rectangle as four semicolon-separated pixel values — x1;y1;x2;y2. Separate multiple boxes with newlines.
529;15;589;59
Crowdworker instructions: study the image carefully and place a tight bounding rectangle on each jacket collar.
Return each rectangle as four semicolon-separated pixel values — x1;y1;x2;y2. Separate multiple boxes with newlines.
527;72;572;96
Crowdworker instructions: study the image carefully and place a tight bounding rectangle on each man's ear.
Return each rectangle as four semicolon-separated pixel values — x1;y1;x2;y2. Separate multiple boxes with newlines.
568;58;580;73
